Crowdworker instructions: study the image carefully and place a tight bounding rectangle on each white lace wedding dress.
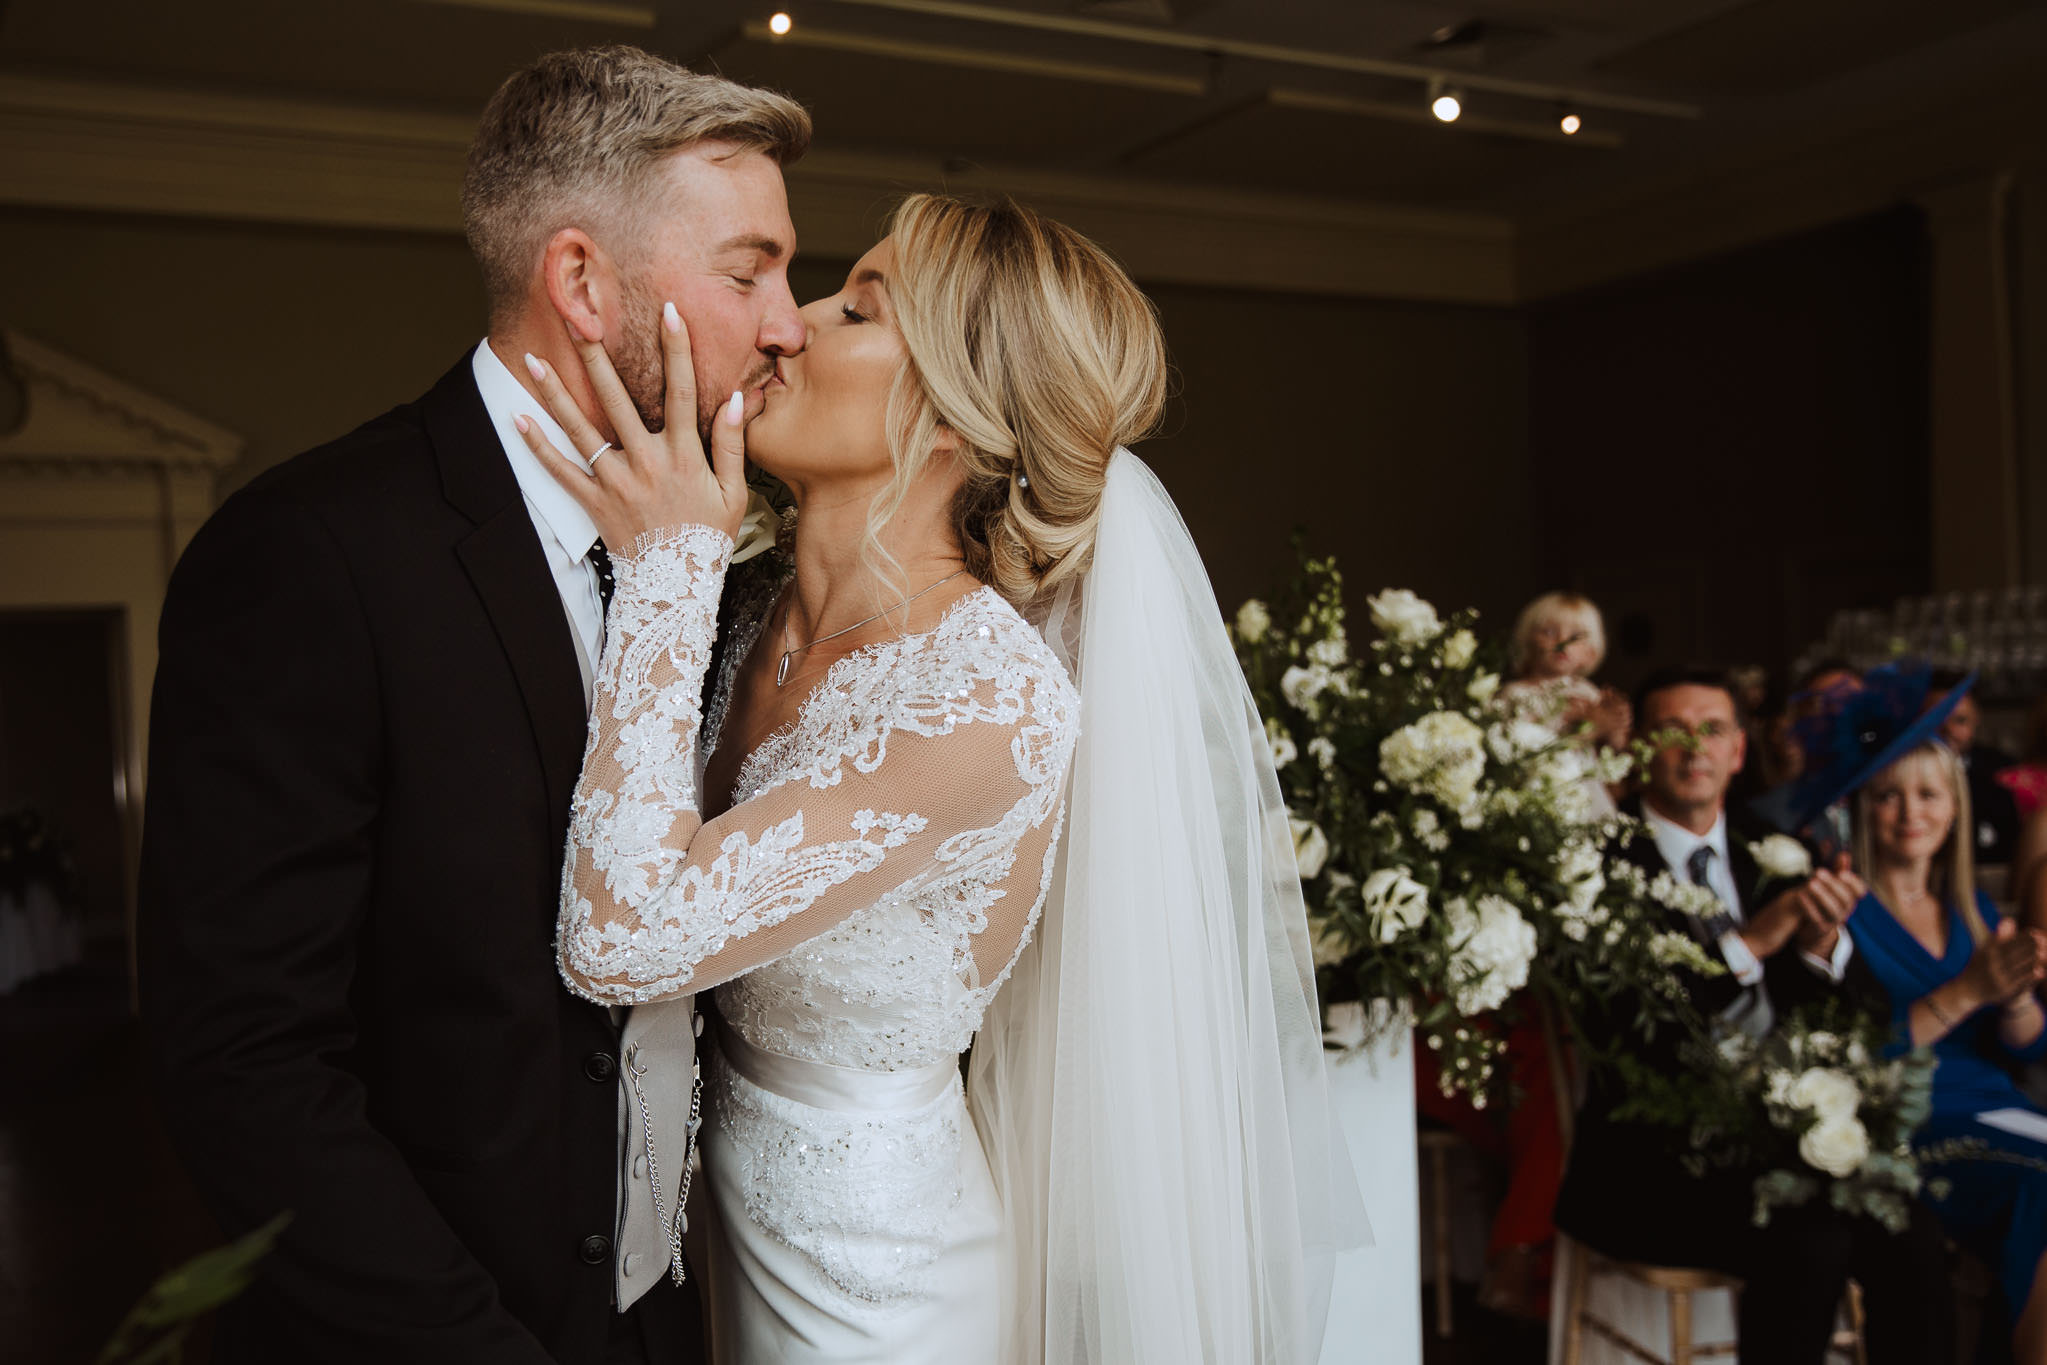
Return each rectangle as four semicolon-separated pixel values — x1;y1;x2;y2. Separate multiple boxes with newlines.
554;523;1080;1364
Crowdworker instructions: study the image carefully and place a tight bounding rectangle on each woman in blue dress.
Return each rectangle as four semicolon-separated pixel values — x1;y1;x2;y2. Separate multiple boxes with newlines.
1846;730;2047;1362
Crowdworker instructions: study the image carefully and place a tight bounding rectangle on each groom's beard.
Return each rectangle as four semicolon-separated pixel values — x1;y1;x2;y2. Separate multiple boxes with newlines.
615;282;776;443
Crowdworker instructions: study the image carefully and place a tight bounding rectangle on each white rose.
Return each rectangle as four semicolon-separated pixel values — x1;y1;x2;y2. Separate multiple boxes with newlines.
1234;598;1271;643
731;489;780;565
1765;1069;1797;1105
1269;732;1298;769
1366;588;1442;645
1786;1067;1861;1121
1468;671;1501;706
1750;835;1814;882
1308;736;1337;769
1363;867;1430;943
1798;1115;1871;1178
1290;818;1330;880
1442;629;1477;670
1322;1000;1369;1051
1444;894;1536;1015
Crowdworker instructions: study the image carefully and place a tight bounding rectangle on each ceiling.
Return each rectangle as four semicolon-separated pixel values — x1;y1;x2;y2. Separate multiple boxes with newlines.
2;0;2044;264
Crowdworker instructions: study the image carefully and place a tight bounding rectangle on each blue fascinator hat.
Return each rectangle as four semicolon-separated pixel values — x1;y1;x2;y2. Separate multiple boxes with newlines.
1765;661;1974;833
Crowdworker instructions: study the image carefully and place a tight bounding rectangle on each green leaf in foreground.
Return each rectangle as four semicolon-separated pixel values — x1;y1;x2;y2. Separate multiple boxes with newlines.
97;1212;291;1365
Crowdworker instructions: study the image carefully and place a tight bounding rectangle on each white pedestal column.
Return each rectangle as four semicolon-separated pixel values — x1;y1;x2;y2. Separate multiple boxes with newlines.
1319;1013;1422;1365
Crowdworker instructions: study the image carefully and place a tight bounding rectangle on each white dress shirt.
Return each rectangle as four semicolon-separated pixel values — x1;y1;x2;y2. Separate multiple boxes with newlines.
471;339;606;705
1640;803;1852;985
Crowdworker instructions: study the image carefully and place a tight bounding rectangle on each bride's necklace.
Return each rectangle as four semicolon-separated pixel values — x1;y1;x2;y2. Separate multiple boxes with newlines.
776;569;967;686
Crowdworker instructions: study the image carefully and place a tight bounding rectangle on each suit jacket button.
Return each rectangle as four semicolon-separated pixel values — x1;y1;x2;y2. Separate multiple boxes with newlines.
584;1052;617;1083
579;1234;610;1265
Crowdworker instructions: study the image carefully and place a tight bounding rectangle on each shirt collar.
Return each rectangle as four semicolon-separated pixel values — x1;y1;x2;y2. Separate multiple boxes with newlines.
470;339;600;562
1641;800;1729;871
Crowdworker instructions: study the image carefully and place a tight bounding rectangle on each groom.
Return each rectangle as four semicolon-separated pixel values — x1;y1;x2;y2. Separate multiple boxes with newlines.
138;48;808;1364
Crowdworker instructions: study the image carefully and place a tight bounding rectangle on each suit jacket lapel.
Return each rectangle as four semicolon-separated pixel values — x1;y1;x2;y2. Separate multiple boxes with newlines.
426;358;588;837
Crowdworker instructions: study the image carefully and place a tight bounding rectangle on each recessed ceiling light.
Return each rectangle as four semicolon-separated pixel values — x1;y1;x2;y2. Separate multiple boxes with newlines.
1560;111;1581;135
768;11;793;36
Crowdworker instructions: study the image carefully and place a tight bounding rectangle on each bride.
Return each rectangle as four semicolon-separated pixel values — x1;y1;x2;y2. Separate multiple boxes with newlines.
520;193;1363;1362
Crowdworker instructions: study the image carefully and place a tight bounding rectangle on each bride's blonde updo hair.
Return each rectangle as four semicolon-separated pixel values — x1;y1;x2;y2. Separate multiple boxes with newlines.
872;193;1168;607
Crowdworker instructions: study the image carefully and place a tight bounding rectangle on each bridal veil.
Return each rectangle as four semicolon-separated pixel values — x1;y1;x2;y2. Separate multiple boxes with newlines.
967;451;1369;1363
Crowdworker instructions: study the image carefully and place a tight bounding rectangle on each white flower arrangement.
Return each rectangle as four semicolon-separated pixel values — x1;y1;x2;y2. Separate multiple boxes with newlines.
1232;553;1720;1099
1628;1006;1937;1232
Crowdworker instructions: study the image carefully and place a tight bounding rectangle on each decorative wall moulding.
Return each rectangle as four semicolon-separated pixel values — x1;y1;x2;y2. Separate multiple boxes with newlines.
0;329;244;477
0;75;1518;307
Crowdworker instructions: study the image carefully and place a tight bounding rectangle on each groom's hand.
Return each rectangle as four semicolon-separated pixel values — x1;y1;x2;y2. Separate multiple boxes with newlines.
519;301;749;548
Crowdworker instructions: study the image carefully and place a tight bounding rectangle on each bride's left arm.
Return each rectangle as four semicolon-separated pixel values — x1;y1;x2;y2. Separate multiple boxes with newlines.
556;529;1075;1003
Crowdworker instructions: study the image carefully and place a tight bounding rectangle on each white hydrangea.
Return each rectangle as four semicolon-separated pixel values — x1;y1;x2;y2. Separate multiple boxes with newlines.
1489;719;1557;764
1442;629;1477;670
1307;629;1349;667
1366;588;1442;645
1380;712;1489;812
1445;894;1537;1016
1363;867;1431;943
1235;598;1272;643
1281;664;1335;712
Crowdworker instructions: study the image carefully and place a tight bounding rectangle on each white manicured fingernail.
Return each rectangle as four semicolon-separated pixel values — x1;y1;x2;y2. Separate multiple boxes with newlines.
663;301;681;333
524;353;545;382
514;414;530;434
726;390;744;425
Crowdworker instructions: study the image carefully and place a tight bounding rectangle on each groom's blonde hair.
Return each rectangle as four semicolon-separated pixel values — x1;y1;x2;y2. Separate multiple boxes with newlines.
463;46;810;317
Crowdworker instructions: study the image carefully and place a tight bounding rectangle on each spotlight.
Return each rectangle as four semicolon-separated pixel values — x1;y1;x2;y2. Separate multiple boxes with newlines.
1559;110;1582;136
1428;79;1462;123
768;10;793;35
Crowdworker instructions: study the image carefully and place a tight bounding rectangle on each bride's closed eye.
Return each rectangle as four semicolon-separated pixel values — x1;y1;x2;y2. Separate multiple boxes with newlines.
840;302;869;324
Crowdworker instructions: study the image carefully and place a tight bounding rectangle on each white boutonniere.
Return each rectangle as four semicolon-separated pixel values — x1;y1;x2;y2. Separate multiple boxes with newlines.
1749;835;1813;884
731;488;780;565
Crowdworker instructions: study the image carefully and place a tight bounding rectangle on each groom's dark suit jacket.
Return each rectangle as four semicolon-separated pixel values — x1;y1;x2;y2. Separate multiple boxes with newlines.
139;357;690;1363
1553;797;1888;1262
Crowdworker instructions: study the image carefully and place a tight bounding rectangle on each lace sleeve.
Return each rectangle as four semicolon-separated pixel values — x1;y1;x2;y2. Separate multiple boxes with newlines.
556;527;1076;1006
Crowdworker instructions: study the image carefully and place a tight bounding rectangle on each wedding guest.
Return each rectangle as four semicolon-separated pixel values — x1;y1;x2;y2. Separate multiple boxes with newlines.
1753;660;1864;860
1830;670;2047;1361
1998;694;2047;823
1501;592;1632;763
1931;667;2023;866
1555;668;1955;1365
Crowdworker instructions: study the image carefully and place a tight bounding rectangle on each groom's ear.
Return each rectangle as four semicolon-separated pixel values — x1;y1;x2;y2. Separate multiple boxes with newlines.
540;227;612;345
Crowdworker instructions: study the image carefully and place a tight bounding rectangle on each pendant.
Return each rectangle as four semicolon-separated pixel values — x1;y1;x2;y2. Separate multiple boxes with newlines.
776;650;791;686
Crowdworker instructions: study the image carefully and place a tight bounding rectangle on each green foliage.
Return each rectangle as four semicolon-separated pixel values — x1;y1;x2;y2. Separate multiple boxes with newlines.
98;1213;290;1365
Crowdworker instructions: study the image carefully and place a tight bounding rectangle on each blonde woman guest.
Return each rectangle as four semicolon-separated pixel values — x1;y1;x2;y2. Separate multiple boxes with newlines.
518;195;1361;1363
1837;677;2047;1362
1502;592;1632;751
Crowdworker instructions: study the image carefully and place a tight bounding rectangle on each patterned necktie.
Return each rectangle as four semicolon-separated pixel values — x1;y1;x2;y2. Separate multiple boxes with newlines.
1687;844;1738;938
588;538;616;613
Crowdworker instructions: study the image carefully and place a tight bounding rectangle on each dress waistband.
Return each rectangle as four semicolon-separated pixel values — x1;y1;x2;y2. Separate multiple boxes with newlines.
715;1027;960;1114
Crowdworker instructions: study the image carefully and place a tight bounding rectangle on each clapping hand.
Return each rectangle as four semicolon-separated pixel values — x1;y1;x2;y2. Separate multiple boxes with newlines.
1790;854;1865;956
518;303;750;549
1961;917;2047;1010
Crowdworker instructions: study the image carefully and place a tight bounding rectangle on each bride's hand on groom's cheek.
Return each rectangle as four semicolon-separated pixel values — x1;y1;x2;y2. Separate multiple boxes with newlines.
516;300;750;549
